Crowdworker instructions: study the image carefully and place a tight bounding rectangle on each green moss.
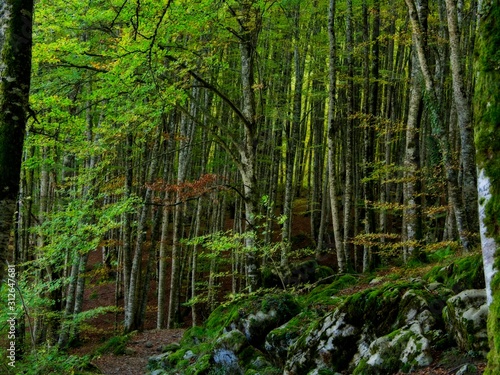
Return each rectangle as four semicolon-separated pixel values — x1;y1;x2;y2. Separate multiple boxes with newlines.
185;354;211;375
94;333;134;355
316;369;338;375
167;348;188;364
162;342;181;353
316;265;335;280
475;0;500;244
305;274;358;306
352;358;370;375
424;253;484;291
485;278;500;374
341;281;417;335
181;326;208;346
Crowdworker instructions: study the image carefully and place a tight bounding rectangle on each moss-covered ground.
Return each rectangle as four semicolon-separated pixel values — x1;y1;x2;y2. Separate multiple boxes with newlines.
145;250;487;375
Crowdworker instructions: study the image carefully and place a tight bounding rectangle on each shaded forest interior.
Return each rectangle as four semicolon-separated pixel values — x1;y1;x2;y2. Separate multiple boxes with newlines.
1;0;485;358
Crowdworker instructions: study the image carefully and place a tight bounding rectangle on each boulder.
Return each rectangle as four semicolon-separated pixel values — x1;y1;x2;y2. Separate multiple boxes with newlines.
284;310;360;375
215;330;248;354
352;323;433;375
443;289;488;355
265;312;314;367
213;348;243;374
227;293;301;348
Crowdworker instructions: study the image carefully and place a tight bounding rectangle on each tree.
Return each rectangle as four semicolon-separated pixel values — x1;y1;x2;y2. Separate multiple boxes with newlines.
0;0;34;287
474;0;500;372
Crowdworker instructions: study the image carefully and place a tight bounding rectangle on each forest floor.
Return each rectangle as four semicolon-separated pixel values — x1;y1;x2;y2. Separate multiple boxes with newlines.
70;211;487;374
90;329;184;375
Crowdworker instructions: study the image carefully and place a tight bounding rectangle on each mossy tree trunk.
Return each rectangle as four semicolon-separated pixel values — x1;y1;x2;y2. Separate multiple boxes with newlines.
0;0;33;287
474;1;500;373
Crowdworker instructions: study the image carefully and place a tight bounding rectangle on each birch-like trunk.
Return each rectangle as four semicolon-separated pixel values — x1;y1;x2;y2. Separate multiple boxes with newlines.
445;0;479;237
125;128;161;333
343;0;354;269
474;3;500;372
405;0;472;252
403;47;422;262
327;0;344;273
238;2;261;292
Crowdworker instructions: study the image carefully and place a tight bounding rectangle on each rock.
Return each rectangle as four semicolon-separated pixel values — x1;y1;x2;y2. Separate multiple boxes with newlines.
352;323;433;374
284;309;360;375
428;281;443;291
124;348;136;355
443;289;488;355
369;277;383;285
456;363;477;375
226;293;301;348
395;289;438;333
213;348;243;374
148;352;170;370
215;329;248;354
265;313;311;367
183;349;196;360
145;340;154;348
161;342;180;353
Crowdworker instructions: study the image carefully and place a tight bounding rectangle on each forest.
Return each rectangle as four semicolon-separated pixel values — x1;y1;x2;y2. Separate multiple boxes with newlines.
0;0;500;374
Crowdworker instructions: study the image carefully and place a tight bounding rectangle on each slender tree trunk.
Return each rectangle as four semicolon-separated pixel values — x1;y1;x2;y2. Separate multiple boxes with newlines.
327;0;344;273
125;128;161;333
282;5;306;268
238;2;261;292
445;0;478;238
403;46;423;262
343;0;354;269
405;0;472;252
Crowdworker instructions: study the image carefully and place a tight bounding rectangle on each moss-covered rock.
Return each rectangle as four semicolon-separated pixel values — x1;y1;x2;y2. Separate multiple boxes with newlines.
424;254;485;292
352;323;432;375
305;274;358;307
265;311;317;367
214;330;249;354
262;260;334;289
443;289;489;355
151;254;488;375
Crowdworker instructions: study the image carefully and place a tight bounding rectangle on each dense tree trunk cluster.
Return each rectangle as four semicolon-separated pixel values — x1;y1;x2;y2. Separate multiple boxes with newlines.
3;0;494;360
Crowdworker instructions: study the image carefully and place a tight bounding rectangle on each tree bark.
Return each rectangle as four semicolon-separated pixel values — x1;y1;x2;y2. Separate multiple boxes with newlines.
445;0;479;238
405;0;472;252
327;0;345;273
0;0;34;286
474;2;500;371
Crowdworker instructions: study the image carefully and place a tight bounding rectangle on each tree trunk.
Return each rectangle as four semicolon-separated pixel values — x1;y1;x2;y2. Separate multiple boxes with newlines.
0;0;33;286
343;0;354;269
405;0;472;252
474;2;500;371
238;1;261;292
327;0;345;273
125;127;161;333
444;0;479;238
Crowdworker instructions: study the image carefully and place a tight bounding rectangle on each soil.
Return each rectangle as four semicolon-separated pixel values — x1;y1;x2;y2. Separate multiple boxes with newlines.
91;329;184;375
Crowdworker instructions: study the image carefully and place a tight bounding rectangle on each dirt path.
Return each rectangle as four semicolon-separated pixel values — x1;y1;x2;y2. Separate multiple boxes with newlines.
92;329;184;375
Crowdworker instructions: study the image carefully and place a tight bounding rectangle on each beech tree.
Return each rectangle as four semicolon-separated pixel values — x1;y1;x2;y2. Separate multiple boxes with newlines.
0;0;34;286
475;0;500;372
4;0;487;351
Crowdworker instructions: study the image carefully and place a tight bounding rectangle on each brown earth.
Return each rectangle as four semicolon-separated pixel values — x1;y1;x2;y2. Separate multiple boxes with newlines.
91;329;184;375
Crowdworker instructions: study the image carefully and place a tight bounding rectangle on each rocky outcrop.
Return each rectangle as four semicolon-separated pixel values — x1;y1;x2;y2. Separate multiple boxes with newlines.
443;289;489;355
148;258;489;375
